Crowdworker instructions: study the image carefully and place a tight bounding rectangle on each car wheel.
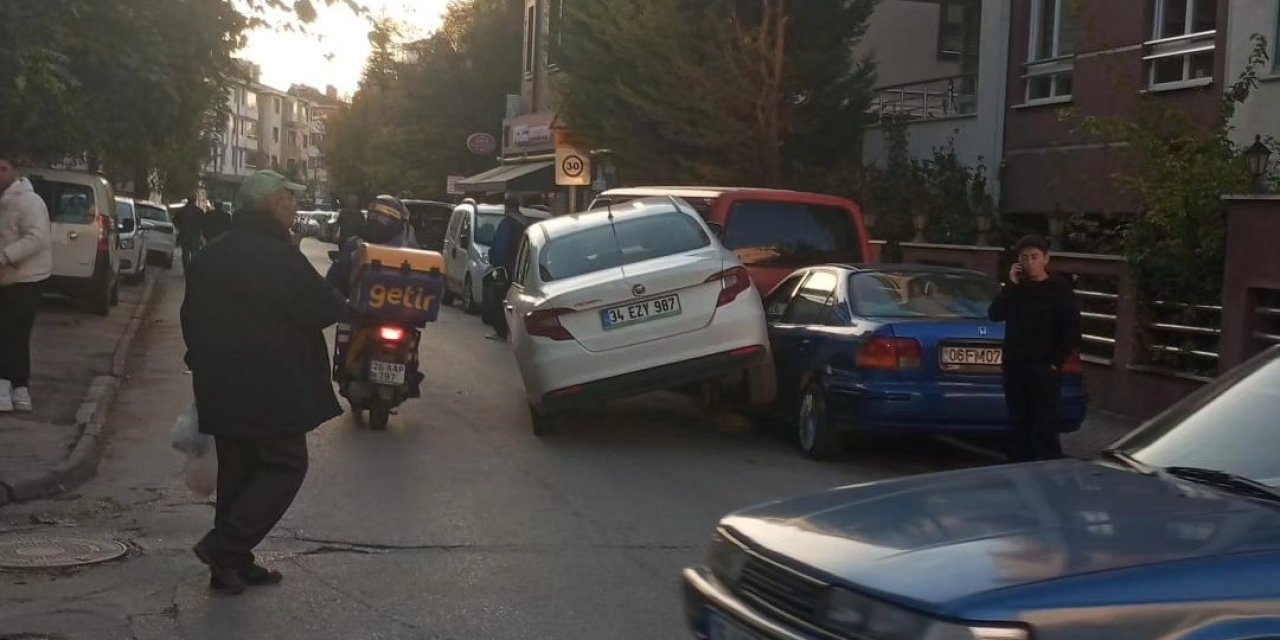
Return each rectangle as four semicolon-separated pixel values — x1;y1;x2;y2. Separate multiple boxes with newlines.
530;404;559;437
109;276;120;307
796;381;841;460
463;275;479;315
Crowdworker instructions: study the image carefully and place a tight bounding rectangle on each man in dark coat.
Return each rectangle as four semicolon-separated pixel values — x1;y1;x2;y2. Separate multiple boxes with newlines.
182;169;349;595
173;195;205;271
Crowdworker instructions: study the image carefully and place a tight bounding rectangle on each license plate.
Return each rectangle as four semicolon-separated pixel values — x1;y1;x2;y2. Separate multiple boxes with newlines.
707;611;763;640
601;294;681;330
369;360;406;385
940;345;1002;370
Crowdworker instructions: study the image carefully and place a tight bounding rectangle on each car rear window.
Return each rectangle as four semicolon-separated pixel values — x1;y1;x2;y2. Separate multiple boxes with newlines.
137;205;169;223
405;203;451;250
115;201;135;221
849;271;997;319
539;212;710;282
30;179;97;224
723;201;861;267
475;213;504;246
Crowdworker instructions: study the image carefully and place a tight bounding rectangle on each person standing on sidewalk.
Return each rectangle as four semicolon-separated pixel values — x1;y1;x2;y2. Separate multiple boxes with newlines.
988;235;1081;462
0;153;53;414
181;170;349;595
174;195;205;272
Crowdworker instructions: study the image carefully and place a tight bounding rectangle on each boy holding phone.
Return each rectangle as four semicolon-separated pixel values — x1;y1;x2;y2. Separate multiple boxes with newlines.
988;235;1081;461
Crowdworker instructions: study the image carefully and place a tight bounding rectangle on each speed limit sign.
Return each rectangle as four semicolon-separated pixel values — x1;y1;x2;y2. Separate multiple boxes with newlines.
555;130;591;186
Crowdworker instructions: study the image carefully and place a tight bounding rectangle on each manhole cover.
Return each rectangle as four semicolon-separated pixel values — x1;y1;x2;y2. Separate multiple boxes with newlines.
0;535;128;569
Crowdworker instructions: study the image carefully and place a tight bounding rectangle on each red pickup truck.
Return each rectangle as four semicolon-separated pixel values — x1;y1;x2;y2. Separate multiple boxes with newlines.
589;186;872;295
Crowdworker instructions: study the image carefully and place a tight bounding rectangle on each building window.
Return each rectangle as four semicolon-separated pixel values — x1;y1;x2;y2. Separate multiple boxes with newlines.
1024;0;1076;102
273;127;280;143
245;121;259;140
245;149;258;170
937;0;967;60
271;155;279;169
524;2;536;75
288;130;298;147
246;92;257;110
547;0;564;68
1146;0;1217;89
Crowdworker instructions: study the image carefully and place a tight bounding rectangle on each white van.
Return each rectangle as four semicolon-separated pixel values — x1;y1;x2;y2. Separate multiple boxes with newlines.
441;202;551;313
26;168;120;314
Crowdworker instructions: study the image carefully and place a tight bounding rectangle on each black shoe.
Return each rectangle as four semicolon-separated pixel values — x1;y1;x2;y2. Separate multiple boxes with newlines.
242;563;284;586
193;543;247;596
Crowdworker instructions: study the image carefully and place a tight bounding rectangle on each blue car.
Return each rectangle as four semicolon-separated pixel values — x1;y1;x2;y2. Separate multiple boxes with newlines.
684;345;1280;640
762;264;1086;459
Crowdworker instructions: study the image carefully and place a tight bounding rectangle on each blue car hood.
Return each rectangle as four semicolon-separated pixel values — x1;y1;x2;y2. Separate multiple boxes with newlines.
723;459;1280;613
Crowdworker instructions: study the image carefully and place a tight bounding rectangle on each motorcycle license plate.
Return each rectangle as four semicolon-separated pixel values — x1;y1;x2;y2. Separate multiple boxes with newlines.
369;361;406;385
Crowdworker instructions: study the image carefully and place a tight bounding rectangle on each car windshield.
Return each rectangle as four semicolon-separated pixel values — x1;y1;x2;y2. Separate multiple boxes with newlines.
723;201;861;267
475;212;504;247
850;271;998;319
539;212;710;282
1117;350;1280;487
30;179;96;224
137;205;169;223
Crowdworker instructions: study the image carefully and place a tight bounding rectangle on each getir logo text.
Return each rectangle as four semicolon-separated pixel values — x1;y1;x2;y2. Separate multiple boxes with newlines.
368;284;436;312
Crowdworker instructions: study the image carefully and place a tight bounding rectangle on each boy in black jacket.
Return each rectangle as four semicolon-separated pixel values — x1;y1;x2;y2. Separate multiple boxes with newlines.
988;235;1081;461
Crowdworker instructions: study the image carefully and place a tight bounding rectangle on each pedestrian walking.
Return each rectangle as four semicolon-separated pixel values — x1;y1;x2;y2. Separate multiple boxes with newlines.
0;153;53;414
988;235;1081;462
484;196;528;341
181;169;349;595
174;194;205;271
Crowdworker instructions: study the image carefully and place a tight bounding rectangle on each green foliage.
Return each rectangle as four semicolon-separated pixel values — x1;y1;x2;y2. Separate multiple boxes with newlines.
1068;35;1270;303
859;119;994;249
556;0;876;191
325;0;523;202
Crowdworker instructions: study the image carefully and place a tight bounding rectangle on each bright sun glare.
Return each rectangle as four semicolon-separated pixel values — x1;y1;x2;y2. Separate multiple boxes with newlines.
239;0;450;97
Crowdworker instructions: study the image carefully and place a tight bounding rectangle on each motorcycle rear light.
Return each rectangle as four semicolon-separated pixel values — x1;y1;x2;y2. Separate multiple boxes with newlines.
379;326;405;342
857;337;923;370
1062;350;1083;375
525;308;574;341
707;266;752;307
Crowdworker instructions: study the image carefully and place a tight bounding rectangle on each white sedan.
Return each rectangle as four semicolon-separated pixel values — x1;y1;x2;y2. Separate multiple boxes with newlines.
505;197;773;435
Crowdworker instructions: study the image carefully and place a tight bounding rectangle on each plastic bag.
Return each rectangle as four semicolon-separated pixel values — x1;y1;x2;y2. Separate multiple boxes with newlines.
183;446;218;497
170;403;211;457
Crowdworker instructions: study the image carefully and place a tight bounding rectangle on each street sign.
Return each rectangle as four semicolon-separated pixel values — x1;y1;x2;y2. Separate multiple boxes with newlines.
466;133;498;156
446;175;464;195
555;129;591;187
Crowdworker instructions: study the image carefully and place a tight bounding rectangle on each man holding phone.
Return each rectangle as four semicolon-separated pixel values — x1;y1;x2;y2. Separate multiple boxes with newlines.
988;235;1081;461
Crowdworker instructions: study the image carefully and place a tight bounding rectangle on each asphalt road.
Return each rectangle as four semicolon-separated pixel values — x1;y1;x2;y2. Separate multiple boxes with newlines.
0;239;987;640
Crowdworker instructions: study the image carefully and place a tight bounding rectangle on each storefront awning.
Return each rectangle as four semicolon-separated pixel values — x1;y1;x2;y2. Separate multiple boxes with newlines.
457;161;555;194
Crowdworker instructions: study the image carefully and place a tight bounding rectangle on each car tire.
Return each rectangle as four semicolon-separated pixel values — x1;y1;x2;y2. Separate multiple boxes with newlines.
796;381;841;460
530;404;559;437
463;275;479;315
109;276;120;307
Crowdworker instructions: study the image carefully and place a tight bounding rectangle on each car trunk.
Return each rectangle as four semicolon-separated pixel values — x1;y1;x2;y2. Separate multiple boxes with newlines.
882;319;1004;380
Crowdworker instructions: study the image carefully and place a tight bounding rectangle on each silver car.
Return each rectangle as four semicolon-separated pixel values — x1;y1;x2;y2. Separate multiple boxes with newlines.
136;201;176;269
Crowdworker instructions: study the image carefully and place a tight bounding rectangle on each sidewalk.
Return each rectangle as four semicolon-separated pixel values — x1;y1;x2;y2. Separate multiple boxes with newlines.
0;272;159;505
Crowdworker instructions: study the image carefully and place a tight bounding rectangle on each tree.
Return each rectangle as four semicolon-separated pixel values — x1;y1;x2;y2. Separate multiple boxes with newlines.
556;0;876;191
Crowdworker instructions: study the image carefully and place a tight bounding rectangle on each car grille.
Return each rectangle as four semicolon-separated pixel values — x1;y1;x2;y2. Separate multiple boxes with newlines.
735;555;826;624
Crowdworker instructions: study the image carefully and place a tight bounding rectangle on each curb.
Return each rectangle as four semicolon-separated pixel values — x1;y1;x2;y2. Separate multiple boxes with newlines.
0;270;160;506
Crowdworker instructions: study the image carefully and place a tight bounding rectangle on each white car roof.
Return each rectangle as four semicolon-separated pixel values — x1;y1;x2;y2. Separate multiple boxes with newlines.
532;198;694;242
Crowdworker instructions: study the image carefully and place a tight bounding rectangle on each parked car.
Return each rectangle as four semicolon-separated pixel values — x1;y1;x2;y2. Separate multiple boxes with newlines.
442;201;552;313
589;187;872;294
26;168;119;314
136;201;176;269
760;264;1086;459
506;197;771;435
112;197;150;283
404;199;454;252
684;344;1280;640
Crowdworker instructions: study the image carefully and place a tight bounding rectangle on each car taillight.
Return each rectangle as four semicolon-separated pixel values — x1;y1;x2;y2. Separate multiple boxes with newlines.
707;267;752;307
98;214;111;252
378;326;405;343
856;337;923;370
525;308;574;341
1062;350;1083;375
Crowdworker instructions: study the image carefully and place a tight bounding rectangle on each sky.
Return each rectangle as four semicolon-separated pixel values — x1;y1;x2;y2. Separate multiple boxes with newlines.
239;0;452;98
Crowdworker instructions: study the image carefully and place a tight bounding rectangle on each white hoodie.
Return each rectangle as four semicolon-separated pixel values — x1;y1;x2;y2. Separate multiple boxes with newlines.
0;177;53;285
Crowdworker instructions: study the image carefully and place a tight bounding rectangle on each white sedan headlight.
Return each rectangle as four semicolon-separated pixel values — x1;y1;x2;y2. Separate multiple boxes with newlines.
822;588;1028;640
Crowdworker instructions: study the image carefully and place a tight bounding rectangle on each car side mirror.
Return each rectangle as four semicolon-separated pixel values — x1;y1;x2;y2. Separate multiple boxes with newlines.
118;220;135;233
707;222;724;238
140;220;156;231
327;250;340;262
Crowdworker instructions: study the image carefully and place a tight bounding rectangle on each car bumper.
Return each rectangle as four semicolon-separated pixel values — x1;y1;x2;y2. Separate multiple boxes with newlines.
824;374;1088;434
147;236;175;255
683;567;815;640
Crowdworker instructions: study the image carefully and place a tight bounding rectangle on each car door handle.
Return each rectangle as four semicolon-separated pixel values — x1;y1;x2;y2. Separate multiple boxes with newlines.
68;231;79;240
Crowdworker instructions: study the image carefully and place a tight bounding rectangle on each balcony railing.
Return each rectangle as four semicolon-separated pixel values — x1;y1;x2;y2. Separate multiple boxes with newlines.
868;74;978;122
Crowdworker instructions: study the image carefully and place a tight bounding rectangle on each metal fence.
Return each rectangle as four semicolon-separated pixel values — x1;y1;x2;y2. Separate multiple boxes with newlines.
868;74;978;122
